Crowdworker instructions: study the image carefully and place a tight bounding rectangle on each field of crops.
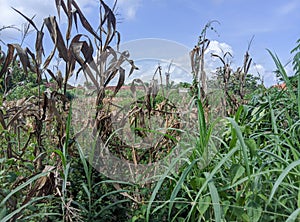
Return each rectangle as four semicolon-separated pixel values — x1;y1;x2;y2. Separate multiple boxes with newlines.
0;1;300;221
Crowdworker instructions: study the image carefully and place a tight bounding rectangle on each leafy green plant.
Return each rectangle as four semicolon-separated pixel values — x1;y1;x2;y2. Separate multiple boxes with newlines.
0;0;300;221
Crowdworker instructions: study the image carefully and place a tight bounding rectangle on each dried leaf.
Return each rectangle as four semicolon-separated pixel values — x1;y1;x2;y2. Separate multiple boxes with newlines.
128;59;138;77
43;44;56;70
113;67;125;96
69;34;96;80
245;58;252;74
44;16;68;62
26;47;39;74
130;82;136;99
104;69;118;87
7;105;30;128
224;51;232;58
70;42;99;90
72;1;101;42
12;7;38;31
55;0;62;19
12;44;29;76
46;69;57;81
73;9;79;32
190;48;196;74
150;79;159;98
0;109;7;130
35;29;44;66
211;53;225;65
0;44;15;79
66;0;73;41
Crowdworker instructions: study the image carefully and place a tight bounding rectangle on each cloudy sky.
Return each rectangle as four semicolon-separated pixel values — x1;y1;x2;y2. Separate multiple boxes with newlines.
0;0;299;86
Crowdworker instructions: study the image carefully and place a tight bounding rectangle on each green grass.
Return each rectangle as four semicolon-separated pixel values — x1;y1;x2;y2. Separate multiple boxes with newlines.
1;3;300;219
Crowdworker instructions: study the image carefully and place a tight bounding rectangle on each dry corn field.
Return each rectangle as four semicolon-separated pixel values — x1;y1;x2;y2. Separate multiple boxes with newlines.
0;0;300;221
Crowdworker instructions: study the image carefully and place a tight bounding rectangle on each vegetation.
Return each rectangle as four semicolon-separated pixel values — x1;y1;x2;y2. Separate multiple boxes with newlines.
0;1;299;221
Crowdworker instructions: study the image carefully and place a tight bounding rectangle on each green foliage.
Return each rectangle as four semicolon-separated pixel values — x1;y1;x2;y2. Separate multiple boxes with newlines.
0;62;44;100
1;1;300;221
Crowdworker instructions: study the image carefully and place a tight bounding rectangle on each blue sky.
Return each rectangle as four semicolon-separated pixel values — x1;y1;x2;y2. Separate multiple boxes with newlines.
112;0;300;86
1;0;300;86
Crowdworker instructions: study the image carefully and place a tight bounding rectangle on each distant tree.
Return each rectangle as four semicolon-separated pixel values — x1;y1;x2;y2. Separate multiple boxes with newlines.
178;82;191;88
0;60;37;96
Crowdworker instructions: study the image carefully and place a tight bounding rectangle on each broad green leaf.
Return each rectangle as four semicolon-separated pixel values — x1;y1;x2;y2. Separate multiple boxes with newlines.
247;201;262;222
198;196;211;216
245;139;257;159
230;164;245;184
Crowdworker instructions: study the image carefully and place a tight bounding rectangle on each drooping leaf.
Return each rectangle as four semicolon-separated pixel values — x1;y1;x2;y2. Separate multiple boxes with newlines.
12;7;38;31
70;42;99;90
128;59;138;77
42;44;56;70
113;67;125;96
211;53;225;65
44;16;68;62
229;164;245;185
100;0;117;48
0;44;15;79
35;28;44;66
12;44;30;76
66;0;73;41
72;1;101;42
55;0;62;19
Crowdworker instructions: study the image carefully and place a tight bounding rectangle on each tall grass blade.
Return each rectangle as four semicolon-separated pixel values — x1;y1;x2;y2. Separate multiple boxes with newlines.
76;143;90;186
267;49;296;99
226;118;251;180
0;171;49;207
187;146;239;221
205;172;221;222
1;196;52;222
63;103;72;163
267;159;300;205
146;147;193;222
168;159;198;220
267;94;279;136
95;199;130;218
298;73;300;119
196;98;207;148
286;208;300;222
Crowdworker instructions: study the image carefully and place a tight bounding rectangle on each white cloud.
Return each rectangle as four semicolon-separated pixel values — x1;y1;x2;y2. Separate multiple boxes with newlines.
115;0;141;20
0;0;100;44
0;0;57;44
0;0;141;44
117;38;191;84
204;40;234;77
261;70;277;87
0;0;56;27
249;63;266;84
120;39;235;84
206;40;233;56
277;0;300;16
251;64;265;76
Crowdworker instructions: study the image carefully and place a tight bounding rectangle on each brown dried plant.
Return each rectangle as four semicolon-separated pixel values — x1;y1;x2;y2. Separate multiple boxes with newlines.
211;36;253;115
0;0;136;220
